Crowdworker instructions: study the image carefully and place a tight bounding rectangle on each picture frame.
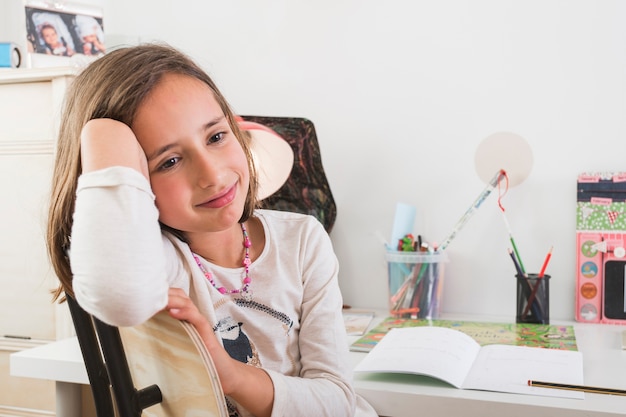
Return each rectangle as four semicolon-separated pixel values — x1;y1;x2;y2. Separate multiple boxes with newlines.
23;1;104;68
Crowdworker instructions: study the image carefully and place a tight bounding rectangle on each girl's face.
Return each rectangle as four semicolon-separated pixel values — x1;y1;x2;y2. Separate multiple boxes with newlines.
131;74;249;236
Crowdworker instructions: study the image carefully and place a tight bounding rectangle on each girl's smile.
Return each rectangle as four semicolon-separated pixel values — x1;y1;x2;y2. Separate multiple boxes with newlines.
196;183;238;209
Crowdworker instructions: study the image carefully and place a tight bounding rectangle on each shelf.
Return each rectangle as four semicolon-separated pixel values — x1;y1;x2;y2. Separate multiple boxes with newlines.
0;66;78;84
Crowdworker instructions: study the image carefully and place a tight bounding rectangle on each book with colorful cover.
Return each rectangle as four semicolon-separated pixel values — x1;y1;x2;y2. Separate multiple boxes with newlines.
350;316;577;352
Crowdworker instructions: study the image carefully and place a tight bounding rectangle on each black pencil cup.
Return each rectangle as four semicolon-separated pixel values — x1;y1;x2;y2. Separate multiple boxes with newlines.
516;274;550;324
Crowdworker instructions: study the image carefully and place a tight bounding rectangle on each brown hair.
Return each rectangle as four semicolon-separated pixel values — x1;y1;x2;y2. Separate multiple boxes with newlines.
47;43;259;301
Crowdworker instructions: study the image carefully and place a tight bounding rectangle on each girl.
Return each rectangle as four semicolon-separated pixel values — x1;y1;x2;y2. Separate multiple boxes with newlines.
46;44;377;417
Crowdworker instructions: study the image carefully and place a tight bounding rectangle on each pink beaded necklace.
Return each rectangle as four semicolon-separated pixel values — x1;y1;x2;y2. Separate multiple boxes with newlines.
192;222;252;300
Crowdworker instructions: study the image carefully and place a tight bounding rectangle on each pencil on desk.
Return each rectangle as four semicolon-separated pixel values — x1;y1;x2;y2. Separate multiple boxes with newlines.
528;380;626;396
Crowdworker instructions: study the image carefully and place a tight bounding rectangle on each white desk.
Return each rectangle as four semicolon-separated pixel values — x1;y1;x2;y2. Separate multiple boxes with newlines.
11;336;86;417
11;315;626;417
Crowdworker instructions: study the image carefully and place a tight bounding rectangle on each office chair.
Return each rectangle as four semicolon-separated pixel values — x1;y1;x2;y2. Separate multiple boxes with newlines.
241;115;337;233
67;294;228;417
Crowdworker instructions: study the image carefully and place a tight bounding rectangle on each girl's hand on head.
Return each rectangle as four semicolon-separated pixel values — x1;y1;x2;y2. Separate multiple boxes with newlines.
80;118;149;179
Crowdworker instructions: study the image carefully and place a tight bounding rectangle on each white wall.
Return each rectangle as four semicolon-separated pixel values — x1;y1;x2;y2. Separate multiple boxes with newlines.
15;0;626;320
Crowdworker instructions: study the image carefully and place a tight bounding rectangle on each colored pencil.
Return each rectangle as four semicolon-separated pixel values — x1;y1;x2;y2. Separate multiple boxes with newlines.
508;248;525;278
538;246;553;277
502;212;526;275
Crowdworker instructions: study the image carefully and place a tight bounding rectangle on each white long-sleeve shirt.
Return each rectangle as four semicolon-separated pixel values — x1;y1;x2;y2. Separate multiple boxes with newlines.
69;166;376;417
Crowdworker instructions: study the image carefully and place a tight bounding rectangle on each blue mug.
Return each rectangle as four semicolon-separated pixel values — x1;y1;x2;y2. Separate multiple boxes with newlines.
0;43;22;68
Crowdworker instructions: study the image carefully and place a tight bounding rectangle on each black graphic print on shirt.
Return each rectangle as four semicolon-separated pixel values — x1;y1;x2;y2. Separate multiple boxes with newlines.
214;316;256;364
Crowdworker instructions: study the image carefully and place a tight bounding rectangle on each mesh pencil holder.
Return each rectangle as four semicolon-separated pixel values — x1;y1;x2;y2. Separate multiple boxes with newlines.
385;251;448;319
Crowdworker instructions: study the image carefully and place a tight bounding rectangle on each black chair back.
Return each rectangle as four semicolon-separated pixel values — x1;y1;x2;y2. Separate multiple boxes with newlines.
66;294;162;417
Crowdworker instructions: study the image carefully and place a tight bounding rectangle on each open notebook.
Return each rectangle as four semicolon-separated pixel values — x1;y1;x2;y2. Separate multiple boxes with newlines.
354;326;584;399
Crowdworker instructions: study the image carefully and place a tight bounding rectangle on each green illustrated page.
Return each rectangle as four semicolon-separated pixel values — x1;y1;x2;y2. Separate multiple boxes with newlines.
350;317;577;352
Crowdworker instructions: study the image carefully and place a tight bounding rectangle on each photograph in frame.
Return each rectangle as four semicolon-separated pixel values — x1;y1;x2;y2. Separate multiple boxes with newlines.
23;1;104;67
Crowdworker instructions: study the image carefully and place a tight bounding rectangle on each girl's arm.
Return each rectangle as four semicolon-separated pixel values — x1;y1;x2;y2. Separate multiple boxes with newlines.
80;119;148;178
71;119;170;326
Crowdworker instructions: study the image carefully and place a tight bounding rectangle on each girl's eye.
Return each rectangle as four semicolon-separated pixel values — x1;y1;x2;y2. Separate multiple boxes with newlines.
208;132;224;144
158;157;179;171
